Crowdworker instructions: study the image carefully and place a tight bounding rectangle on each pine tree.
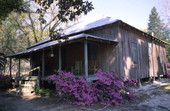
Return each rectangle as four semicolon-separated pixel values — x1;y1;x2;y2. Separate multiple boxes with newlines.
147;7;169;40
148;7;170;61
147;7;161;38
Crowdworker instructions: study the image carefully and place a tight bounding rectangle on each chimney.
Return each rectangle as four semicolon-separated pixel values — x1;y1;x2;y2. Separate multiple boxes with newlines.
151;32;154;36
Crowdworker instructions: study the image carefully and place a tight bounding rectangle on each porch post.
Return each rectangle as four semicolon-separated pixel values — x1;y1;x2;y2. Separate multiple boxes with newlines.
9;58;12;78
17;58;21;86
59;47;62;70
84;40;88;77
18;58;21;77
30;53;33;76
42;50;45;86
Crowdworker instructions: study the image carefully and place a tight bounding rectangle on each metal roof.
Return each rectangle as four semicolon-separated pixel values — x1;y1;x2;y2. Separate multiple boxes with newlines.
7;33;118;58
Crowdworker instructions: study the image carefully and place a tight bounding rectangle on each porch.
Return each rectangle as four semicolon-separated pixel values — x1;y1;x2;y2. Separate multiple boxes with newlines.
7;33;118;90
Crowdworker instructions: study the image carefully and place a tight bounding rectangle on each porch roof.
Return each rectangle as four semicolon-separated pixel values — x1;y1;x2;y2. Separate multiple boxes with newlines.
6;33;118;58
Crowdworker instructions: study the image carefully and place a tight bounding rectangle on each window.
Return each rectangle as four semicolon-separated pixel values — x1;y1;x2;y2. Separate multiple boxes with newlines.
131;42;138;64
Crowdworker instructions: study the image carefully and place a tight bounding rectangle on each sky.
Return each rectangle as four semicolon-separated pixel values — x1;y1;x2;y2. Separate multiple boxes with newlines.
86;0;161;30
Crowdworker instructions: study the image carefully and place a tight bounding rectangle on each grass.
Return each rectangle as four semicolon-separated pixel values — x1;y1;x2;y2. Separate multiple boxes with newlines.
35;88;52;97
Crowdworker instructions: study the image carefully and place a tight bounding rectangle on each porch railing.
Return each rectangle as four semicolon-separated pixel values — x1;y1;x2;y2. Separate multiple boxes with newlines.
21;66;40;76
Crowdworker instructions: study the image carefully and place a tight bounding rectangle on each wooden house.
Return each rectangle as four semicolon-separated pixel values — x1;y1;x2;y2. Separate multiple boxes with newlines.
7;17;169;88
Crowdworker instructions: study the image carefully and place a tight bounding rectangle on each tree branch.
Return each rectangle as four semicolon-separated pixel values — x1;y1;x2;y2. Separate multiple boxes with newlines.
28;12;38;43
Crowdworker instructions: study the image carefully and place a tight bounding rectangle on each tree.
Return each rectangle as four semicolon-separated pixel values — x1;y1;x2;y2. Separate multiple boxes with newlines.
159;0;170;40
0;0;94;51
33;0;93;37
148;6;170;61
0;0;93;37
0;11;51;55
160;0;170;24
35;0;93;23
159;0;170;61
0;0;94;55
147;7;169;40
0;53;6;74
0;0;25;21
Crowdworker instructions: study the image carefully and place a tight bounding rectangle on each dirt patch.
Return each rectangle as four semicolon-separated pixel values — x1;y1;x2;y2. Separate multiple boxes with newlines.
0;78;170;111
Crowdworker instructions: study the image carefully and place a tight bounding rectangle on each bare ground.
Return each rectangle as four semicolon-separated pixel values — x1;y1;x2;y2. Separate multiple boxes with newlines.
0;78;170;111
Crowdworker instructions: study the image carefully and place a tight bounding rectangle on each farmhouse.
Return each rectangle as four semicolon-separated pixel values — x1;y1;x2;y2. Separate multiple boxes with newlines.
7;17;169;89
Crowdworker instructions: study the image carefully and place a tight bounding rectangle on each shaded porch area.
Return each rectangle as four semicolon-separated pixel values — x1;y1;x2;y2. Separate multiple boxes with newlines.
7;33;118;90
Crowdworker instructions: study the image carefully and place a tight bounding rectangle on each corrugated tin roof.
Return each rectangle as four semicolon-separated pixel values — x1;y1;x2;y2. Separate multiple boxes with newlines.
7;33;118;57
29;37;51;49
61;17;119;35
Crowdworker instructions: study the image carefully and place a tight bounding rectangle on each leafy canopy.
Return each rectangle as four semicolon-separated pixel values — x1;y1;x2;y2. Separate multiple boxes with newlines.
35;0;94;23
0;0;25;21
0;0;94;24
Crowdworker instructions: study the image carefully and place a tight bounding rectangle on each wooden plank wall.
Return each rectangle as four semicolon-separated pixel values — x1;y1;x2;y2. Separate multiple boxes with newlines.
86;23;167;80
97;43;117;73
87;24;121;75
87;24;125;78
118;27;150;79
150;42;167;77
62;42;84;74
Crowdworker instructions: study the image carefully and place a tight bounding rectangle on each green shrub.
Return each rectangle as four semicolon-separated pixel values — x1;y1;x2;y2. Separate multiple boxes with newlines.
0;74;11;89
35;88;52;96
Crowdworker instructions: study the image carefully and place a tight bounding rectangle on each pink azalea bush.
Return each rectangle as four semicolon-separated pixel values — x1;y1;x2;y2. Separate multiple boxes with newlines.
48;70;136;106
94;70;136;105
49;70;97;105
167;63;170;77
167;73;170;77
166;68;170;77
167;63;170;68
125;78;138;87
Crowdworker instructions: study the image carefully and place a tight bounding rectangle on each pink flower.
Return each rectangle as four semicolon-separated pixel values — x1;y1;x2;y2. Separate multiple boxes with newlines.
48;69;136;106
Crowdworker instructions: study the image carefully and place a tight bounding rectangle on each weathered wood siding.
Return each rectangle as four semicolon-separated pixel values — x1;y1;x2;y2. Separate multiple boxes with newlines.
31;22;167;80
86;23;167;79
86;24;125;78
149;42;167;77
62;42;84;75
87;24;122;76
